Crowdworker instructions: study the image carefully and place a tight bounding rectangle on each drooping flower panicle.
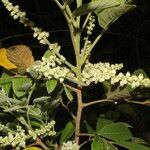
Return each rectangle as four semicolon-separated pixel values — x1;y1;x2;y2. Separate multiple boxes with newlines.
1;0;49;45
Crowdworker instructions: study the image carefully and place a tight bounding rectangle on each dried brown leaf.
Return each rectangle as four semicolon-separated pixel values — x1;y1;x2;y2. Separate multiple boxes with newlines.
7;45;34;74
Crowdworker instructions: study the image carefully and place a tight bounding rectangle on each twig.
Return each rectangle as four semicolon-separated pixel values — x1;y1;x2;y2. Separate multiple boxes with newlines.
36;137;48;150
26;82;36;105
78;133;94;137
52;0;63;9
75;86;83;145
83;99;114;108
61;100;76;120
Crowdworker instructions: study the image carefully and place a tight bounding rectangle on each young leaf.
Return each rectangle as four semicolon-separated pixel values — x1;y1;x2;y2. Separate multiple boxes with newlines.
64;85;73;101
99;123;133;141
0;48;17;70
60;121;75;144
114;141;150;150
73;0;120;17
96;118;113;132
7;45;34;74
91;137;103;150
12;77;32;97
97;4;136;29
46;79;57;94
33;96;50;104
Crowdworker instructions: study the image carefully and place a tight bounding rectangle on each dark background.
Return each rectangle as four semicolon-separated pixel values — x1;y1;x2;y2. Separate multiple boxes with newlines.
0;0;150;145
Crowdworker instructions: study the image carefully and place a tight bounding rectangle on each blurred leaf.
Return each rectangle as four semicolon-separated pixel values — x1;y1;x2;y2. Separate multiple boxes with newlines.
97;4;136;29
114;141;150;150
60;121;75;144
99;123;133;141
91;137;103;150
84;120;96;134
7;45;34;74
46;79;57;94
0;48;17;70
96;118;113;132
73;0;120;17
64;85;73;101
12;77;32;97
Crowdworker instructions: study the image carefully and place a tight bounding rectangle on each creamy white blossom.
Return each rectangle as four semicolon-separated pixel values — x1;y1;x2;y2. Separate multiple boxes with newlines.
31;55;150;88
0;121;56;149
33;55;75;83
86;15;95;35
61;141;79;150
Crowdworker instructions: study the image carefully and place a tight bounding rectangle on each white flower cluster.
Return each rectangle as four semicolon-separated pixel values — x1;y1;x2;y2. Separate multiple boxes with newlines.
0;121;56;149
86;15;95;35
33;55;75;83
32;55;150;88
111;72;150;88
1;0;49;44
81;61;123;85
28;120;56;140
0;124;27;149
61;141;79;150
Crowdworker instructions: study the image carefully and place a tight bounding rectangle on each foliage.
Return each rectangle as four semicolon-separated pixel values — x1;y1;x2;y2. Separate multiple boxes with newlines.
0;0;150;149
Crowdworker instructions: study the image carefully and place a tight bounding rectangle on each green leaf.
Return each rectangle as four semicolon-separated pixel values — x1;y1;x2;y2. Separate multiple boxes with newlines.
12;77;32;97
99;123;133;141
33;96;50;104
73;0;120;17
46;79;57;94
103;139;118;150
60;121;75;144
84;120;96;134
96;118;113;132
91;137;103;150
64;86;73;101
114;141;150;150
0;72;12;95
97;4;136;29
